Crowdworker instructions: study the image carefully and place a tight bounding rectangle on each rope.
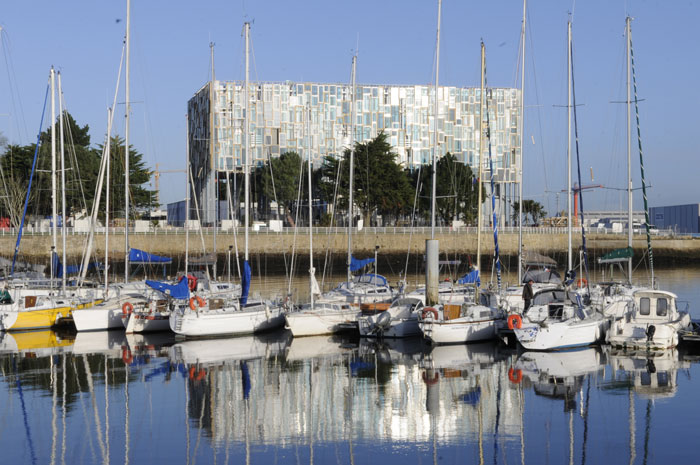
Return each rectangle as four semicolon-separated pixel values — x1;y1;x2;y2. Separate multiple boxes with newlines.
629;27;655;287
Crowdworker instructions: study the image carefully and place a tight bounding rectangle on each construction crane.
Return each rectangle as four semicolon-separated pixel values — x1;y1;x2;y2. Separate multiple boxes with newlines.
151;163;185;207
564;182;604;226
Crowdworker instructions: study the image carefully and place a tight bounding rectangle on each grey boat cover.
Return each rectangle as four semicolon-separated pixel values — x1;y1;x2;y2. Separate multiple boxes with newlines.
522;269;562;284
522;250;557;267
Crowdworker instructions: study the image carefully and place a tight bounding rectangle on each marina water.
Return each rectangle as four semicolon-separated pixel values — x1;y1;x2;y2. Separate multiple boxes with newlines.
1;267;699;464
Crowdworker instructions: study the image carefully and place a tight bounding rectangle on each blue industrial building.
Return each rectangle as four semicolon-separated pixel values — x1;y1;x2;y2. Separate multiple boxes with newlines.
649;204;700;234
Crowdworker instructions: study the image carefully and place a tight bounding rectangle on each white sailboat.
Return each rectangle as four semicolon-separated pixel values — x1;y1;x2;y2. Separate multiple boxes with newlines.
419;39;506;345
512;21;606;351
169;22;284;337
595;18;689;349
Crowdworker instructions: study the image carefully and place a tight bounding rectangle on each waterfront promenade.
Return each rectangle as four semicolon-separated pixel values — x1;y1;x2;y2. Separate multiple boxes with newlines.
1;226;698;263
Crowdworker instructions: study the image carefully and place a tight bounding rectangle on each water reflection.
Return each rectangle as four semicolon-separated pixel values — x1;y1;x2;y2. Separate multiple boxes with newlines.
0;328;699;464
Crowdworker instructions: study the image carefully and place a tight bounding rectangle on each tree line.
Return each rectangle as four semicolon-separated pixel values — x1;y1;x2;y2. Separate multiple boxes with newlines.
0;112;154;227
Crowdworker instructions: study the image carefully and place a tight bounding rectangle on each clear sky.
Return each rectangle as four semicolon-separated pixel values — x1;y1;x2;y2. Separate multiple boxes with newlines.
1;0;698;214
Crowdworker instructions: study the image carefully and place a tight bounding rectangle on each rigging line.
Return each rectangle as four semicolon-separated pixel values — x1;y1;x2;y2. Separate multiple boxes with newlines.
527;17;551;210
570;34;591;287
286;147;305;297
629;26;655;286
1;29;29;142
11;82;49;276
321;157;343;290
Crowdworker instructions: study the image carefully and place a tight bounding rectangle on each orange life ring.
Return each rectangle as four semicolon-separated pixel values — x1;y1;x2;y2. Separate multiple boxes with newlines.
507;314;523;330
189;295;206;311
195;369;206;381
508;367;523;384
121;347;134;365
188;366;196;379
421;307;438;320
422;371;439;385
187;275;198;291
122;302;133;317
576;277;588;288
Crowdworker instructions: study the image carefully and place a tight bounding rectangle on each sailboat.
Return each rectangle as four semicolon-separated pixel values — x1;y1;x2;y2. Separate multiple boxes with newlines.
512;20;607;351
1;69;103;331
598;18;689;349
419;40;506;345
169;22;285;337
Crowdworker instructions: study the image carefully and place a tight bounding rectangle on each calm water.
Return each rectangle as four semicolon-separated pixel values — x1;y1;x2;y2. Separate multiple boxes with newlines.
1;268;700;464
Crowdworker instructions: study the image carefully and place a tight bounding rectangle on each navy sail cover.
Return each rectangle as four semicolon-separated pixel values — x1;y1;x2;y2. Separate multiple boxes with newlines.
129;248;172;264
146;276;190;299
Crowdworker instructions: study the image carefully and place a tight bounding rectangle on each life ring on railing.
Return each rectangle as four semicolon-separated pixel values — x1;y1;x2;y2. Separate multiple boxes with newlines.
122;302;133;317
189;295;206;311
507;314;523;330
196;369;206;381
187;275;198;291
188;366;196;379
576;277;588;288
421;307;438;321
121;347;134;365
422;371;439;385
508;367;523;384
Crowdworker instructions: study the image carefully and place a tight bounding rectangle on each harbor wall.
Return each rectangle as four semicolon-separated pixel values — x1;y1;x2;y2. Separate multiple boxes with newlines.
1;230;698;269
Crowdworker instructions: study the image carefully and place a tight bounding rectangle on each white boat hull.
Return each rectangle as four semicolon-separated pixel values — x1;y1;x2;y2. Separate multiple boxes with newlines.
123;312;171;333
73;306;124;331
170;305;285;337
420;317;500;344
514;319;605;351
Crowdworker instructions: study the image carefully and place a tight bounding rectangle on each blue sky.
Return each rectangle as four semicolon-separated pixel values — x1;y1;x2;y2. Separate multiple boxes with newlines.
1;0;697;213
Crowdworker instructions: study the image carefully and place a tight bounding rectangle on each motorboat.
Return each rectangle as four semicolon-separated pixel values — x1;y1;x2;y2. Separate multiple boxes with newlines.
357;296;423;338
606;289;690;350
285;301;357;337
512;287;607;350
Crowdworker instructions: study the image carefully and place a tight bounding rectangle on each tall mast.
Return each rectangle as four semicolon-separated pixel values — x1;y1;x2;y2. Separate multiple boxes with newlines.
105;108;112;294
476;43;485;275
124;0;131;283
517;0;526;283
567;21;573;271
185;114;190;275
58;72;67;294
244;22;250;263
210;41;217;279
347;54;356;286
50;67;57;276
626;17;633;282
307;105;314;308
431;0;441;238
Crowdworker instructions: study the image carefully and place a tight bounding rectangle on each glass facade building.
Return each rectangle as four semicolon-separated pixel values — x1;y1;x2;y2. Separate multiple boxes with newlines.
187;80;521;225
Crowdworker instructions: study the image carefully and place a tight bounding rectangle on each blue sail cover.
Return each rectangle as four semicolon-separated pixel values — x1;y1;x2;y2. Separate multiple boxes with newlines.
145;276;190;300
51;253;97;278
350;255;375;272
240;260;251;305
129;248;172;264
457;269;481;286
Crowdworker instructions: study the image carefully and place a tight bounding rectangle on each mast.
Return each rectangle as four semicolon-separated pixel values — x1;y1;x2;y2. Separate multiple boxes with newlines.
307;105;314;308
476;43;485;276
244;21;250;265
124;0;131;283
517;0;526;283
431;0;441;239
425;0;441;307
185;115;190;275
567;21;573;271
210;41;217;279
626;17;633;282
50;67;57;283
58;72;67;294
105;109;112;294
347;54;356;286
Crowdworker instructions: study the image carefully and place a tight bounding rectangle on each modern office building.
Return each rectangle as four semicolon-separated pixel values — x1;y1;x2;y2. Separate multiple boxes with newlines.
187;80;522;225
